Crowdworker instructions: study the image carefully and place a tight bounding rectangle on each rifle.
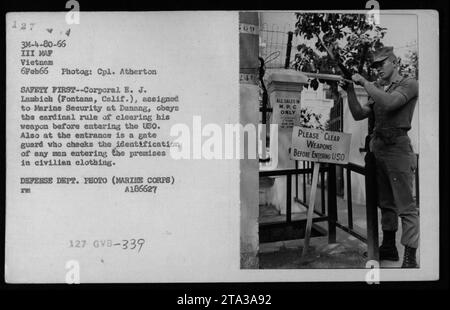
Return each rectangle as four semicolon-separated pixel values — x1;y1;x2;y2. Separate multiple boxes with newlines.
315;34;354;82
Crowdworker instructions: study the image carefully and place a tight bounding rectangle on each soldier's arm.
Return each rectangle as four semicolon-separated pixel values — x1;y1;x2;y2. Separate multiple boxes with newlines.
346;85;372;121
363;78;418;112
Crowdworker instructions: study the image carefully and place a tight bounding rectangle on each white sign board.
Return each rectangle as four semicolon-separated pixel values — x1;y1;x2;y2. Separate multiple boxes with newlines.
290;127;351;164
270;90;301;129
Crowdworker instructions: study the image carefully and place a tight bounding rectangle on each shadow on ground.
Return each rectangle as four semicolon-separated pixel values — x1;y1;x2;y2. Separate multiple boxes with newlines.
259;242;367;269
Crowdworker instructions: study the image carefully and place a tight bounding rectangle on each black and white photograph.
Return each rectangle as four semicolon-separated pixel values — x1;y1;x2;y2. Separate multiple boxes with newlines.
1;1;446;293
241;11;424;271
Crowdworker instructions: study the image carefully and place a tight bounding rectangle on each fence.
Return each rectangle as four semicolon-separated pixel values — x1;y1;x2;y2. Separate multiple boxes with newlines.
260;155;420;260
259;23;294;69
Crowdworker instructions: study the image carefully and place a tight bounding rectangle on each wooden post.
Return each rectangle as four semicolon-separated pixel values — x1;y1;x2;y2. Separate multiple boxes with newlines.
284;31;293;69
301;162;320;258
327;164;337;243
286;174;292;223
346;167;354;230
365;152;380;261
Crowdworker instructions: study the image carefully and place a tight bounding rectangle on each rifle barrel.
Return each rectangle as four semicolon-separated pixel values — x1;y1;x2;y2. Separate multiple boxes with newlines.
301;72;352;83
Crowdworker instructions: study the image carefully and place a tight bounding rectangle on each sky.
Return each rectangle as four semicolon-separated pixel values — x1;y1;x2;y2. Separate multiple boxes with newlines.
381;14;418;59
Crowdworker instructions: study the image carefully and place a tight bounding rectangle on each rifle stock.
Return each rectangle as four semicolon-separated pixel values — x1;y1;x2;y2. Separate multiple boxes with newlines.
316;34;354;80
337;62;353;80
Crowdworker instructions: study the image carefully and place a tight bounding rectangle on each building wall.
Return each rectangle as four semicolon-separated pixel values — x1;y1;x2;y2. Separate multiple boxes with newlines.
302;83;334;127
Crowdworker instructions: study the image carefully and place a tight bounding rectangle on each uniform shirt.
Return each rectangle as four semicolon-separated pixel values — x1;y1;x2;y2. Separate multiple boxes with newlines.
367;75;419;131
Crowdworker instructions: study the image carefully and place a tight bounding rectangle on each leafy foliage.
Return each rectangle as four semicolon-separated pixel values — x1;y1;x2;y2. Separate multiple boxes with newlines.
399;49;418;79
293;13;387;82
300;107;325;130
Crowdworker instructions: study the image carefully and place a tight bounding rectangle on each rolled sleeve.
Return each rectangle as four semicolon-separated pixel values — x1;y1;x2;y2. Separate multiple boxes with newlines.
392;78;418;102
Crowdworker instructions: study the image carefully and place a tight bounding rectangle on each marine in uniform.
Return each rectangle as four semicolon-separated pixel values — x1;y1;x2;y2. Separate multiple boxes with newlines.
341;46;419;268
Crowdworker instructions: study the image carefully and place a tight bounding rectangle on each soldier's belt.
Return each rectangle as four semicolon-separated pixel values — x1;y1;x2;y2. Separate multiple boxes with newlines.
373;128;408;144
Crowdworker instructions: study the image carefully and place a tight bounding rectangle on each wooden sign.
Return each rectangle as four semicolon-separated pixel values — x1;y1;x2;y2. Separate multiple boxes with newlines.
290;127;351;165
289;126;352;259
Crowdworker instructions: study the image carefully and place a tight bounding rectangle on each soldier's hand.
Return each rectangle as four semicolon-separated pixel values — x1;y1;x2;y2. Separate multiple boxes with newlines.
339;79;354;91
352;73;368;86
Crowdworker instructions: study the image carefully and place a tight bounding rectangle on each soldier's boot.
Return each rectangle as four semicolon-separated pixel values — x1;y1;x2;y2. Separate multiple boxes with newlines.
379;230;399;261
401;246;418;268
